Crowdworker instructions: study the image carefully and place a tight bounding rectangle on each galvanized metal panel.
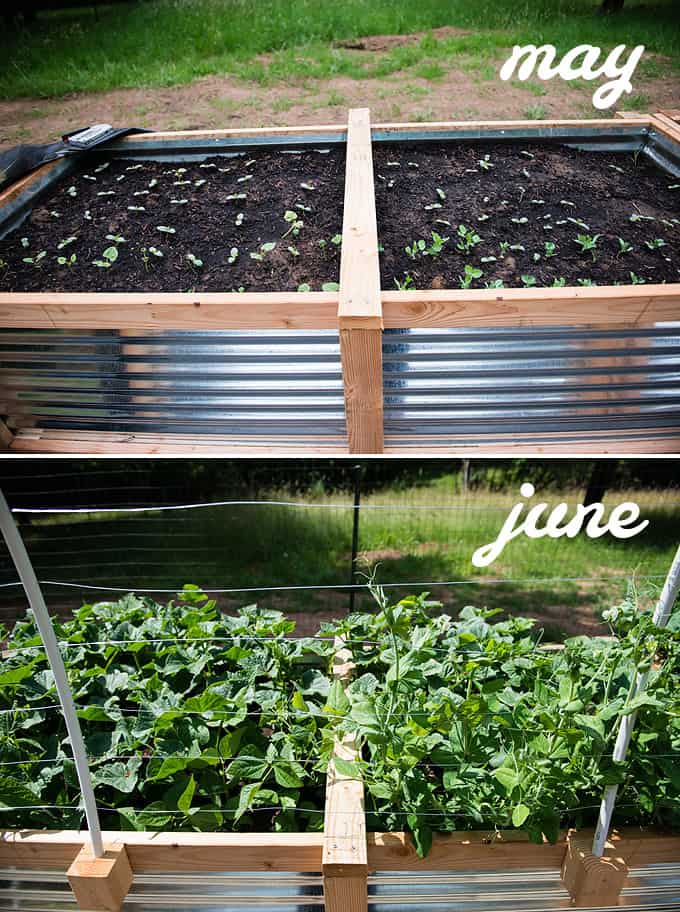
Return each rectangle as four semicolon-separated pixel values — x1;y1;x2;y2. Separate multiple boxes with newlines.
368;864;680;910
0;869;324;911
383;326;680;441
0;329;346;439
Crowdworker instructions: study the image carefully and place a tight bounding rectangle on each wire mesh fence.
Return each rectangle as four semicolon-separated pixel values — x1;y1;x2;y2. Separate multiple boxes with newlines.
0;459;678;637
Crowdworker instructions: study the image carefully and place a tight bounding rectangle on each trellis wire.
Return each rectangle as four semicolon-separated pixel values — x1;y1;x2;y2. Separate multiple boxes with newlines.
0;489;104;859
591;542;680;857
0;574;665;594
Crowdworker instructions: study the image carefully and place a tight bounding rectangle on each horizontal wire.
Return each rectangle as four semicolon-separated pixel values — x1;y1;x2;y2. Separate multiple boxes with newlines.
0;802;643;819
0;574;660;595
12;501;519;515
1;752;677;770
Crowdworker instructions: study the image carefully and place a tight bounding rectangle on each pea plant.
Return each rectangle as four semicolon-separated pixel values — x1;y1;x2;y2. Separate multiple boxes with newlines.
326;584;680;857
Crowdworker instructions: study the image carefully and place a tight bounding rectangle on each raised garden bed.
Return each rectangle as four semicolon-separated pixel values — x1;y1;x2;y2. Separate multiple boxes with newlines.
0;588;679;910
0;110;679;455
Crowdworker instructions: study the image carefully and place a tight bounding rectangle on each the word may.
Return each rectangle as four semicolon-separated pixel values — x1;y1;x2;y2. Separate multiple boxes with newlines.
472;482;648;568
499;43;645;109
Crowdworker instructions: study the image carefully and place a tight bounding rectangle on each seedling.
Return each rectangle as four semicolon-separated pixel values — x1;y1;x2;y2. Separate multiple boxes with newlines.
424;202;442;211
227;247;239;264
22;251;46;267
544;241;557;257
458;264;483;289
455;224;480;253
511;216;528;225
282;210;304;238
577;278;596;286
20;237;29;248
521;274;537;287
478;154;493;171
237;174;253;183
226;193;247;201
330;234;342;246
148;179;158;188
235;213;244;227
186;253;203;267
157;226;176;234
575;233;601;260
394;273;415;291
84;210;92;221
405;239;426;259
97;190;115;197
94;161;110;173
436;188;446;200
300;182;316;191
57;253;77;267
171;199;188;205
66;186;77;197
57;236;77;250
128;206;146;212
322;282;339;292
141;247;163;269
92;246;119;268
250;242;276;261
630;271;646;284
297;283;311;292
106;234;127;244
82;174;96;181
287;245;300;257
485;279;505;288
645;238;667;250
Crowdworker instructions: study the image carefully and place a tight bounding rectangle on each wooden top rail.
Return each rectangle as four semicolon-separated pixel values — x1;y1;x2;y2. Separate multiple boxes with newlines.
0;285;676;332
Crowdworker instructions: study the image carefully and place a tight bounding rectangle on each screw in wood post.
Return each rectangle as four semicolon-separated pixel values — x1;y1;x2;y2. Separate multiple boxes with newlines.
67;843;134;912
561;833;628;907
338;108;384;455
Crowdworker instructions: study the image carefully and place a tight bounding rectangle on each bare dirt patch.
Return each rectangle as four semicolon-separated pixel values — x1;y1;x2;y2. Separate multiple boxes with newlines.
333;26;471;52
1;37;678;151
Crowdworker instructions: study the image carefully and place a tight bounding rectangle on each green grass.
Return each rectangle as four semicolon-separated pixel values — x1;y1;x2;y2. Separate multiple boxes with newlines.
1;0;679;99
3;481;677;634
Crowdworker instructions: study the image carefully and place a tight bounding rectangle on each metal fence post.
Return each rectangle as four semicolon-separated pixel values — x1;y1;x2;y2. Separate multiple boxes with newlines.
348;464;362;614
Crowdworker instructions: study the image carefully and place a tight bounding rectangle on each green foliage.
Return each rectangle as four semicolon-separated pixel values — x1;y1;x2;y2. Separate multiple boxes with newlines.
325;583;680;856
0;588;335;833
2;581;679;854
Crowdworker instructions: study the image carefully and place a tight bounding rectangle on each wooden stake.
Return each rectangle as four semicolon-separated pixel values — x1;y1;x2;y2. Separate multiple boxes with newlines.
561;833;628;907
338;108;384;454
323;640;368;912
67;843;133;912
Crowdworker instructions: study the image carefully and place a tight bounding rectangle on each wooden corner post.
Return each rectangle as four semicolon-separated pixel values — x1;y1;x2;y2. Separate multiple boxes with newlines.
67;843;133;911
561;833;628;907
323;641;368;912
338;107;384;454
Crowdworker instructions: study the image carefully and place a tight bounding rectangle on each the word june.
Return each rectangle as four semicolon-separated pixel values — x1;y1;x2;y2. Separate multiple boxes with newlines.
472;482;648;568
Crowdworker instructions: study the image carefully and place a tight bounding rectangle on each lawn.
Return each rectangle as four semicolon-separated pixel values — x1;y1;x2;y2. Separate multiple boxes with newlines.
1;478;677;637
1;0;679;99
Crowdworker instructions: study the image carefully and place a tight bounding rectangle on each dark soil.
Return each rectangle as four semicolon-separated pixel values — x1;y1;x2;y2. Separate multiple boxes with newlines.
374;143;680;290
0;149;345;292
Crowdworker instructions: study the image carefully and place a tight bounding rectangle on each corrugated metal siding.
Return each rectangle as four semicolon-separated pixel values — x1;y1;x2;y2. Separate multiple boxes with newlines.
368;864;680;910
3;324;680;446
0;330;346;440
0;870;324;911
383;326;680;441
1;864;678;911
